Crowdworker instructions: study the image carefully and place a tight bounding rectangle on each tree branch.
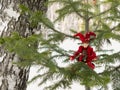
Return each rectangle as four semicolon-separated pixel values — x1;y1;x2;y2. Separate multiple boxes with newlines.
98;65;120;75
110;65;120;72
42;20;79;40
68;0;85;19
89;4;118;20
111;23;120;31
89;8;111;19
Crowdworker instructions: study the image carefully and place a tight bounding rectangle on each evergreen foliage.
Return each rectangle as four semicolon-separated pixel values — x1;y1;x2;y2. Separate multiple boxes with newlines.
0;0;120;90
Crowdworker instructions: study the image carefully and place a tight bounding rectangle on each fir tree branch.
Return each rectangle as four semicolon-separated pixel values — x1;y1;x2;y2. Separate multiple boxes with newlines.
98;65;120;75
111;65;120;72
68;0;85;19
94;20;101;31
43;20;79;40
89;5;118;19
89;8;111;19
111;23;120;31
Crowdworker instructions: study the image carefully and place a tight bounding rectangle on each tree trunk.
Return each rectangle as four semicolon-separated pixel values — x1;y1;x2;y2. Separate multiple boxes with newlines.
0;0;47;90
85;1;90;90
85;86;91;90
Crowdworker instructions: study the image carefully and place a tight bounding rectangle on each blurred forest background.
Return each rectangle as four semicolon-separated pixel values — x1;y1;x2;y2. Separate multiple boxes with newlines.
0;0;120;90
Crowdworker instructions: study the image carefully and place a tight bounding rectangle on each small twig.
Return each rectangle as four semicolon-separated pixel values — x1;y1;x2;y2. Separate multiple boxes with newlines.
98;65;120;75
89;5;118;20
68;0;85;19
111;23;120;31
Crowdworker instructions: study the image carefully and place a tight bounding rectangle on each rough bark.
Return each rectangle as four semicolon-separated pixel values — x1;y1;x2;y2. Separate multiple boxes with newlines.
0;0;47;90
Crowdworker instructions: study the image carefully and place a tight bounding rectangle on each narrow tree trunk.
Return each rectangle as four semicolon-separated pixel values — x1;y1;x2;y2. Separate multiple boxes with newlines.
0;0;47;90
85;86;91;90
85;18;90;32
85;0;90;32
85;0;91;90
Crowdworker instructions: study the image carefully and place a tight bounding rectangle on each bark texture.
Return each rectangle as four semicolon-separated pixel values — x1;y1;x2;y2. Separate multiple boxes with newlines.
0;0;47;90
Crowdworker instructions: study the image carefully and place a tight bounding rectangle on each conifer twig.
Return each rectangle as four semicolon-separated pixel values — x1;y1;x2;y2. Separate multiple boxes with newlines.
98;65;120;75
44;21;79;40
68;0;85;19
89;5;118;19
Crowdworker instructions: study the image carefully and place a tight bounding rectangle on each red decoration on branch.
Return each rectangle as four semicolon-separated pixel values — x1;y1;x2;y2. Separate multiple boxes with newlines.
74;31;96;43
70;32;97;69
